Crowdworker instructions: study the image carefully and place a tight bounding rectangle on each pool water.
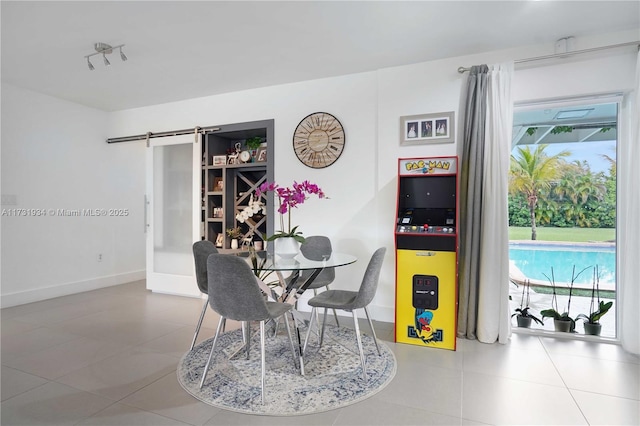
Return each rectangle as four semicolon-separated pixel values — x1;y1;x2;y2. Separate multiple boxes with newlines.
509;243;616;286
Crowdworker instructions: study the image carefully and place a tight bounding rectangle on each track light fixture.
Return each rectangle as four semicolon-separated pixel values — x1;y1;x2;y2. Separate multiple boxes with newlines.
85;42;127;70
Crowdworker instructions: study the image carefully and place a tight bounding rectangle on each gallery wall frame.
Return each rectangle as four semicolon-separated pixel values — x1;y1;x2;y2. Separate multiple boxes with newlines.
400;111;455;145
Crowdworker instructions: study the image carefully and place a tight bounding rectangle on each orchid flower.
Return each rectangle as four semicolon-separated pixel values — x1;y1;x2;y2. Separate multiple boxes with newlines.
256;180;327;242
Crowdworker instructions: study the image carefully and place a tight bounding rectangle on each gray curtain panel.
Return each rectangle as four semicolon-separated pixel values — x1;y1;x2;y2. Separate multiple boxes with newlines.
457;65;489;340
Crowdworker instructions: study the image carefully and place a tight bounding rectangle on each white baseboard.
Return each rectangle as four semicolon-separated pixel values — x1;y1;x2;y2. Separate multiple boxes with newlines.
0;270;146;308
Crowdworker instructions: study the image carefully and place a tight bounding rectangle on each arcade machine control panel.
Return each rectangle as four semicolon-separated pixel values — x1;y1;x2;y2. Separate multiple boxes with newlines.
396;224;455;234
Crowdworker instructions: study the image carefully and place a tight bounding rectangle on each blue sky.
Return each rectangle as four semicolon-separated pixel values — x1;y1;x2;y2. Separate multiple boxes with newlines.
523;140;616;174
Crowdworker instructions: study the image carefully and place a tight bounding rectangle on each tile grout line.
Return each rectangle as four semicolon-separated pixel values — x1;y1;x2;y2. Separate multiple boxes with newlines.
540;336;591;424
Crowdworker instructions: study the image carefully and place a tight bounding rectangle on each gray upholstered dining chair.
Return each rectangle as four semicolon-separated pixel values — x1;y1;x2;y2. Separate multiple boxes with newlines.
303;247;386;381
297;236;340;327
199;253;297;404
190;240;219;351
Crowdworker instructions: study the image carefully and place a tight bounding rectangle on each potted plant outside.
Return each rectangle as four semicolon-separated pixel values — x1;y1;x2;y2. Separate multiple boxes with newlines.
540;265;590;332
511;279;543;328
576;265;613;336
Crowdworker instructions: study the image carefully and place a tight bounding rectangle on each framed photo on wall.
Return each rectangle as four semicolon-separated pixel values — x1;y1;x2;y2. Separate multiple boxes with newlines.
400;111;455;145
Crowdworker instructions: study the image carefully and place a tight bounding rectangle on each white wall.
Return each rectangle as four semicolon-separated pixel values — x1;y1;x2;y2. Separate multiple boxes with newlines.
108;30;637;322
3;30;637;319
1;83;145;307
109;71;386;315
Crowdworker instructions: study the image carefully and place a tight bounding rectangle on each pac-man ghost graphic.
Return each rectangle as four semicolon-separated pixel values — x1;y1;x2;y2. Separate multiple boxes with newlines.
416;310;433;331
414;308;440;344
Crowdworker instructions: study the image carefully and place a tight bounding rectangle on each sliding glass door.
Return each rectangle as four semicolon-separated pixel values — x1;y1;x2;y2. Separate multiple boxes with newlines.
509;97;619;338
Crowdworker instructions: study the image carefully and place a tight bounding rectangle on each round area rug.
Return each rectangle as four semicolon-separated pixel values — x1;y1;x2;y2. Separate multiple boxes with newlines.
177;322;397;416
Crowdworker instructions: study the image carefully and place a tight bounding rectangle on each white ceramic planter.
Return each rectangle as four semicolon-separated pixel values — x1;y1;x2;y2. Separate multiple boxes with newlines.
274;237;299;259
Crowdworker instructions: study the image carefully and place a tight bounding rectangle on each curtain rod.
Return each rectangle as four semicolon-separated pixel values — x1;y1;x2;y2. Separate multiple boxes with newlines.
457;40;640;74
106;126;221;144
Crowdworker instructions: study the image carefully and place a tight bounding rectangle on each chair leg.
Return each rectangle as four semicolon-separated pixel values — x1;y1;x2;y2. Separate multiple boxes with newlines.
312;290;321;344
351;310;367;381
364;306;381;356
268;316;279;337
325;285;341;327
331;309;340;327
303;307;316;355
242;321;251;360
272;315;280;337
260;320;266;404
319;307;329;348
283;311;298;370
199;316;225;389
190;297;209;351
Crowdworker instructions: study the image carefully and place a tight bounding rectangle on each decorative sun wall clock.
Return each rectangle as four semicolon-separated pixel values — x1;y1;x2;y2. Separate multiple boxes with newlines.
293;112;345;169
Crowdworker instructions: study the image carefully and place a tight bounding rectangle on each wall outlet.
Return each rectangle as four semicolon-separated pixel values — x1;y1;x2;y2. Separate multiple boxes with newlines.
97;253;102;262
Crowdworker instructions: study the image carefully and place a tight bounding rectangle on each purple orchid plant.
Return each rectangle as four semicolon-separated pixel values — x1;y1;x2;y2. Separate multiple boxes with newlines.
256;180;327;242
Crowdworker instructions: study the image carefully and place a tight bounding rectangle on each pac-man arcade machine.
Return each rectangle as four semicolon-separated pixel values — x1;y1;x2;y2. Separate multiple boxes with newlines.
395;156;458;350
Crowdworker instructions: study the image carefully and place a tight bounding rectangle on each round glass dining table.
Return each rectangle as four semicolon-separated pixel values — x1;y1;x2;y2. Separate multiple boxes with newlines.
259;252;357;301
243;251;358;375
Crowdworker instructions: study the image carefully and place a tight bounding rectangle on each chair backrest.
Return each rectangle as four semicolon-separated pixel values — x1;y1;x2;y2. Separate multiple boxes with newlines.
300;236;332;260
351;247;386;309
300;236;335;286
193;240;218;294
206;254;272;321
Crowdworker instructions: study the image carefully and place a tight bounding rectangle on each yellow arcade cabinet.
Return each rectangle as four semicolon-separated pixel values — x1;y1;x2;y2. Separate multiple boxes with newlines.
394;156;458;350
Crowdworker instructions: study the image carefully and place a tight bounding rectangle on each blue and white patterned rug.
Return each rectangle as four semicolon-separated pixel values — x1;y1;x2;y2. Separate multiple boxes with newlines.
177;322;397;416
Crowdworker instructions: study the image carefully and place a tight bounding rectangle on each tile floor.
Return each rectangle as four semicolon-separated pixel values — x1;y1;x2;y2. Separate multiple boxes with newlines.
1;280;638;425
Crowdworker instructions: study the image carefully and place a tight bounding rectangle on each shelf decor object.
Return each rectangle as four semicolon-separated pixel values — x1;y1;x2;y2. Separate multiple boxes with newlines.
212;155;227;166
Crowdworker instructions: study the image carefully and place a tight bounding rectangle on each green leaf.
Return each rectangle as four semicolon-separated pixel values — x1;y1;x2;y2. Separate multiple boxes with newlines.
245;136;263;150
550;126;574;134
264;225;305;242
540;308;561;320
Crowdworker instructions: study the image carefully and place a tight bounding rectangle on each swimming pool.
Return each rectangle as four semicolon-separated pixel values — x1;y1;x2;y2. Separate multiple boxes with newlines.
509;243;616;286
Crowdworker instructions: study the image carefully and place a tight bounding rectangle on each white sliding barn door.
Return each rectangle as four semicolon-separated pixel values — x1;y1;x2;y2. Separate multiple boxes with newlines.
146;133;201;296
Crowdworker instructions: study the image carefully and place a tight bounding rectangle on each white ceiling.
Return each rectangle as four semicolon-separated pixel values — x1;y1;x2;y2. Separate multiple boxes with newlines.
513;102;619;146
2;1;639;112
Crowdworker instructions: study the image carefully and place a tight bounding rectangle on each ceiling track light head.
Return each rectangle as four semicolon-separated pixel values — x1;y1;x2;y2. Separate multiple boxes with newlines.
84;42;127;70
94;42;113;54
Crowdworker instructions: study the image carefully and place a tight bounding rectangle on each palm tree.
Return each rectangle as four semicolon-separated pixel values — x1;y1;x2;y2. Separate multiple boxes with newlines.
552;161;605;227
509;145;570;240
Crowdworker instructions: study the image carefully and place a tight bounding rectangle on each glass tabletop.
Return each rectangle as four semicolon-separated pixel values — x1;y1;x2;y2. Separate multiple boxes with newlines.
257;252;357;271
